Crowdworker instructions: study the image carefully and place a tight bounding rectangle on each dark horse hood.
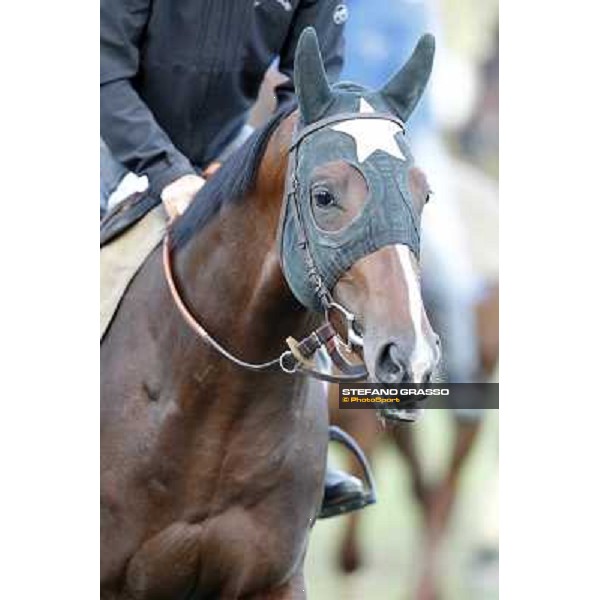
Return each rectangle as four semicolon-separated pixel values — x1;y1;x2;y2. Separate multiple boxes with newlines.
279;29;435;311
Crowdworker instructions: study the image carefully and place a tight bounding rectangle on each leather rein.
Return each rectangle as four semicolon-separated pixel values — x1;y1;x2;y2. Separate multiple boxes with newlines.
162;112;404;383
162;238;366;383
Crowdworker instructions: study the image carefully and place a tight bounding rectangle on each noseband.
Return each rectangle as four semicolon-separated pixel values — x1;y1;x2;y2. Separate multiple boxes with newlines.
162;111;408;383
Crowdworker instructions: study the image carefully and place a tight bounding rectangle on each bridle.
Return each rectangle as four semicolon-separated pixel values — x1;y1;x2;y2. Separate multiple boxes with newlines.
162;110;407;383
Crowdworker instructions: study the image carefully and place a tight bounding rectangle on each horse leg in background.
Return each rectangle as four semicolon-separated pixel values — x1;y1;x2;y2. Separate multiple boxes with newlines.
476;283;499;378
388;426;439;600
416;416;481;600
390;424;428;507
423;283;498;541
387;417;480;600
409;286;493;600
327;383;380;574
389;420;476;541
416;285;499;594
428;416;482;535
339;414;380;574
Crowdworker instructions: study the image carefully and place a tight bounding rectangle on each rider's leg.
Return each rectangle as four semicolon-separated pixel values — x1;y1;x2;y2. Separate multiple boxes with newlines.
320;466;365;515
100;138;150;220
100;139;129;218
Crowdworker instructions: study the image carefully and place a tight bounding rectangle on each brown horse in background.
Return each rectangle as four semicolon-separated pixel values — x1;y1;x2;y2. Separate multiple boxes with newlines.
101;30;439;599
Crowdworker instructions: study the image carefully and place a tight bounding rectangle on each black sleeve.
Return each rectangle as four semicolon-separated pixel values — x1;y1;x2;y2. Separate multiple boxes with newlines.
275;0;346;108
100;0;195;194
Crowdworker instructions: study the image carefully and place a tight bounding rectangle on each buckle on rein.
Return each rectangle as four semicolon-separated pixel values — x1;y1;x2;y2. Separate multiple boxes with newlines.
281;304;367;382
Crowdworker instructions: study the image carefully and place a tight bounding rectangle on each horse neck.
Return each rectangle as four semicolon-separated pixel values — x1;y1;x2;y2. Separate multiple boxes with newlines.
171;113;311;365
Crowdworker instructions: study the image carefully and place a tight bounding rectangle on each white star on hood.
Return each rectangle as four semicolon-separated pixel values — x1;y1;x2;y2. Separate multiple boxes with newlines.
331;98;406;163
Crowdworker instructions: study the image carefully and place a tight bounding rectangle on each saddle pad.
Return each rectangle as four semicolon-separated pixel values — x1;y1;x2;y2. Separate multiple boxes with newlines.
100;204;167;339
101;191;161;247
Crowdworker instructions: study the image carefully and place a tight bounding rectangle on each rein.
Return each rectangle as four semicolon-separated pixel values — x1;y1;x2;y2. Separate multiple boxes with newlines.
162;110;406;383
162;234;367;383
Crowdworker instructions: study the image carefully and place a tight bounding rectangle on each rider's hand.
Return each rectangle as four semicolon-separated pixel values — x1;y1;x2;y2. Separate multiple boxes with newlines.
161;174;205;221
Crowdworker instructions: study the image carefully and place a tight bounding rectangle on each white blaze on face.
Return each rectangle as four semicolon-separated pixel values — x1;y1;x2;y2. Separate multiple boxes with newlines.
395;244;435;382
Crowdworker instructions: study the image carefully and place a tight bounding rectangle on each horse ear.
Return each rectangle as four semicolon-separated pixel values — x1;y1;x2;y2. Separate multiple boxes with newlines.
294;27;333;124
380;34;436;122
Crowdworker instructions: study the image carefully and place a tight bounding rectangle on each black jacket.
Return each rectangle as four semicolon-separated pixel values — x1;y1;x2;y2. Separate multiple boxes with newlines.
100;0;346;194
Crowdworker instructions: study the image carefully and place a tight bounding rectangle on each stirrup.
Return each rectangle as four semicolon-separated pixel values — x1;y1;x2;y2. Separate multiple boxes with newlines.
318;426;377;519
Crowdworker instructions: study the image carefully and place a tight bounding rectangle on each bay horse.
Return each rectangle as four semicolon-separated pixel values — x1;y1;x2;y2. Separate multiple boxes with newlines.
101;29;438;599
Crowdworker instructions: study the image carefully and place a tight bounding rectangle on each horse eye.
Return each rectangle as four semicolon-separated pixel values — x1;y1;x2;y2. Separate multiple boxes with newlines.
313;188;335;208
425;190;434;203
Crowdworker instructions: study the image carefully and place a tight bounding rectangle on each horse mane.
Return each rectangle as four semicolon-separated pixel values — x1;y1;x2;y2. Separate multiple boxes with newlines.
171;104;297;249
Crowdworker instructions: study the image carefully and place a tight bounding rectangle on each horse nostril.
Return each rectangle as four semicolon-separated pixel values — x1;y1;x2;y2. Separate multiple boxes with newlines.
375;343;407;383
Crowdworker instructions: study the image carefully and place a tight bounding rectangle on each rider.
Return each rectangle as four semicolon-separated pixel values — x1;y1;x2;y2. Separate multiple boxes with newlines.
101;0;371;518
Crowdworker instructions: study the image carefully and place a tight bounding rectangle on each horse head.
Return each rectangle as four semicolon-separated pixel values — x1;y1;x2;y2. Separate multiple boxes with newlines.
279;28;440;421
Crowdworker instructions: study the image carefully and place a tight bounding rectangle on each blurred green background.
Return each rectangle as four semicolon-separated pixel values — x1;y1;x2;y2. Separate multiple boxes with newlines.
306;410;499;599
